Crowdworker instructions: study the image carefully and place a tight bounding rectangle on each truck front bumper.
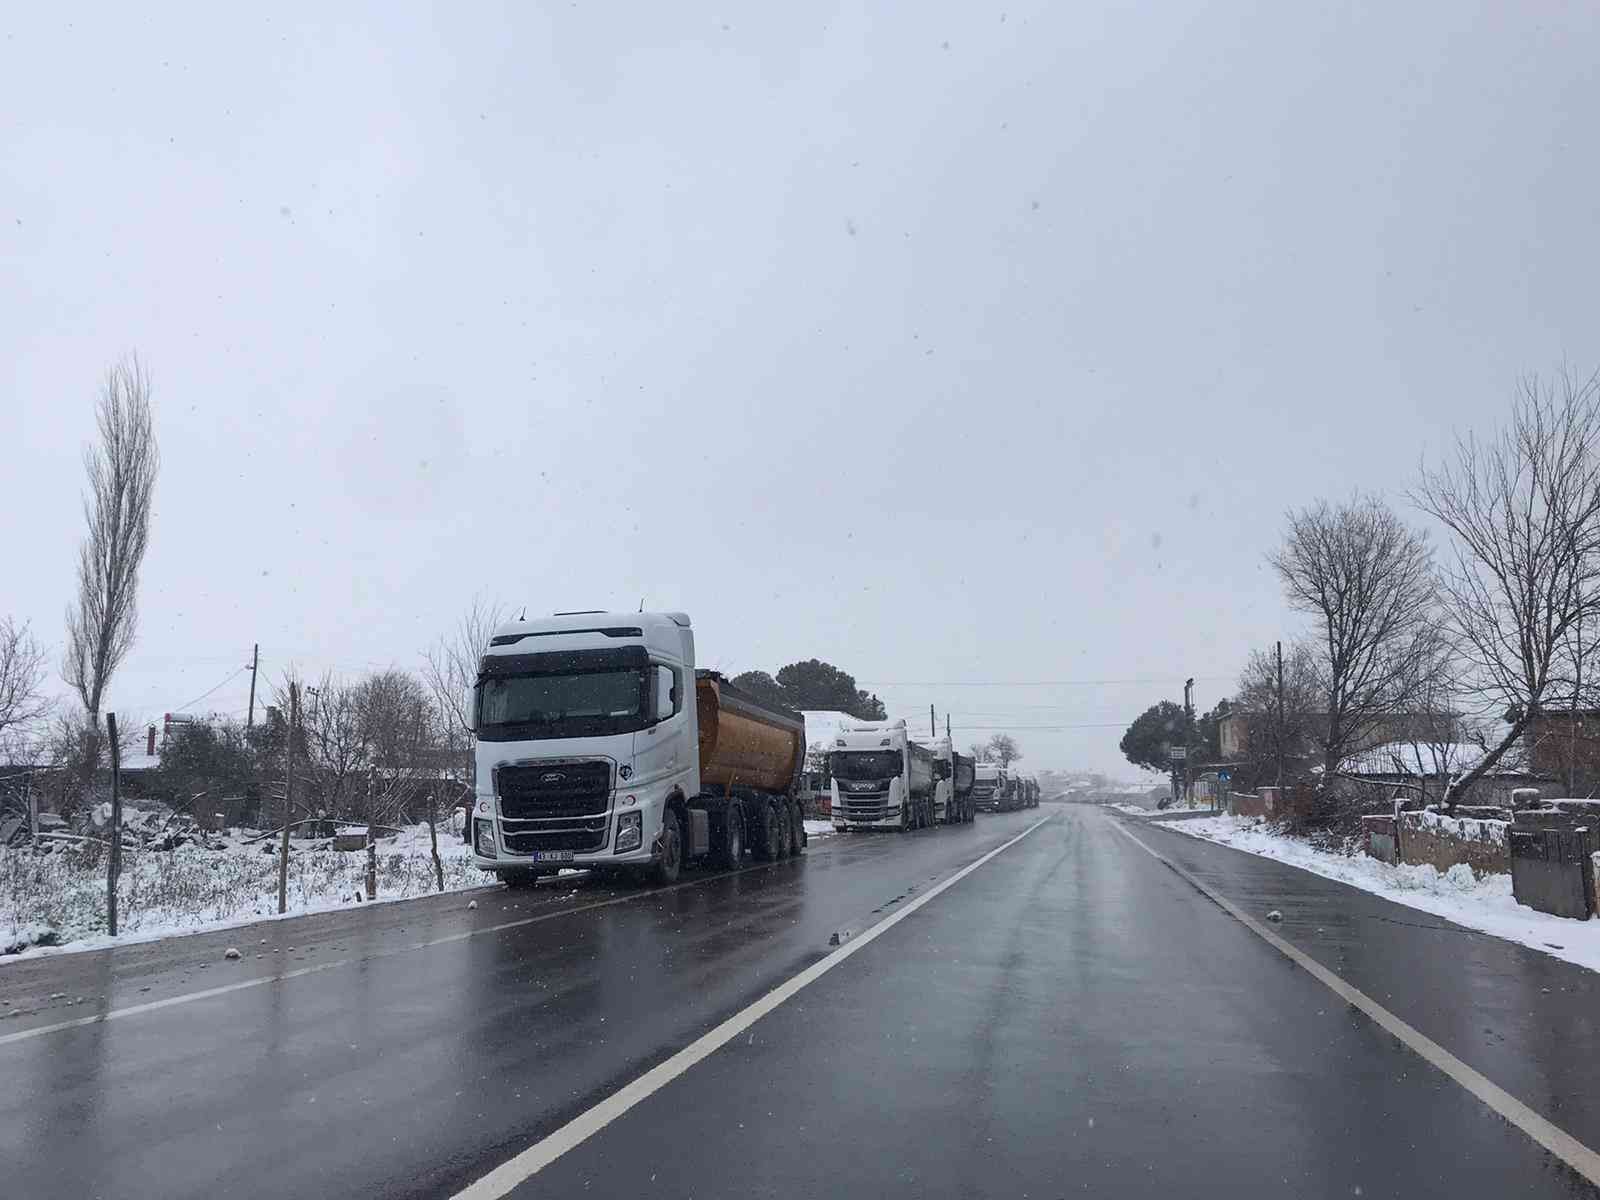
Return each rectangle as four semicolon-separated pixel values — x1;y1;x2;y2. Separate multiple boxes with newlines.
470;812;658;873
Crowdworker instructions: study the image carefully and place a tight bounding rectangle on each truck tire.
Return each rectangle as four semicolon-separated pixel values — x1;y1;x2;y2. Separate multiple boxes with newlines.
755;801;783;860
714;805;744;870
789;799;805;854
653;809;683;885
775;801;793;858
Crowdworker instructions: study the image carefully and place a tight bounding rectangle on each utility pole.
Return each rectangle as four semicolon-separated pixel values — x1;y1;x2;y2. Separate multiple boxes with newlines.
930;704;936;739
946;714;951;740
1183;678;1195;806
247;643;260;728
277;682;297;914
1570;623;1582;795
1276;641;1287;791
106;712;122;937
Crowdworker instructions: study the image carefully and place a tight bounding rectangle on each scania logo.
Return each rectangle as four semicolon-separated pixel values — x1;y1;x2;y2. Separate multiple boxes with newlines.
619;765;633;780
540;772;567;785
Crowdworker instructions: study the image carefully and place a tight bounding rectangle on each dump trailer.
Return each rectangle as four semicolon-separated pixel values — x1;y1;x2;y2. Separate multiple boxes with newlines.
471;610;807;886
952;751;976;821
830;719;936;831
914;735;976;825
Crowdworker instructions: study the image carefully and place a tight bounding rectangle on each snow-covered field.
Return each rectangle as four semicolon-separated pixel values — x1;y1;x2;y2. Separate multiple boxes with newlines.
1;824;497;962
1149;814;1600;975
4;817;841;962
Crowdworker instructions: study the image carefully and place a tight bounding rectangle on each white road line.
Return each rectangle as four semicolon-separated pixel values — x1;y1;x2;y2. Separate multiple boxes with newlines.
1107;815;1600;1188
0;857;804;1049
448;814;1056;1200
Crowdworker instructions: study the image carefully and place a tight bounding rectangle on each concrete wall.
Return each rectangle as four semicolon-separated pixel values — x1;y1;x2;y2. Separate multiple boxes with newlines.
1402;813;1508;876
1229;790;1273;819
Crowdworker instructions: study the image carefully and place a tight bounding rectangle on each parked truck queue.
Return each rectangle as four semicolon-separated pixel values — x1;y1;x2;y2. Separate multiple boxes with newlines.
469;610;1020;888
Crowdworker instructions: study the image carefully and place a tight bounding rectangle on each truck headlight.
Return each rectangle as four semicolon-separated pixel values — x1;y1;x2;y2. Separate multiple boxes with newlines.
474;819;496;857
615;810;642;853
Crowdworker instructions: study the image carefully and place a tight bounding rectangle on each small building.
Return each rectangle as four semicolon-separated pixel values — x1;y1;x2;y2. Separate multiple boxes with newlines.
1331;741;1544;808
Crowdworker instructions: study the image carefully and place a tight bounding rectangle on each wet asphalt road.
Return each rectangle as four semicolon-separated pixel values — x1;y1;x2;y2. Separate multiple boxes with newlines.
3;805;1599;1199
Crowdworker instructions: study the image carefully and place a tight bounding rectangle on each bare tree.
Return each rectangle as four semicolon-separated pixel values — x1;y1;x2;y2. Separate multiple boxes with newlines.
421;597;504;840
422;596;504;746
292;673;369;824
63;356;159;768
1269;496;1438;785
1415;370;1600;810
1235;641;1321;785
0;617;52;748
986;733;1022;767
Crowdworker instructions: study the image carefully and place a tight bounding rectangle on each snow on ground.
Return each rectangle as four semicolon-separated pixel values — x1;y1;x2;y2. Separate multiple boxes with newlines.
803;819;835;839
1147;813;1600;975
1106;803;1157;816
1;824;498;962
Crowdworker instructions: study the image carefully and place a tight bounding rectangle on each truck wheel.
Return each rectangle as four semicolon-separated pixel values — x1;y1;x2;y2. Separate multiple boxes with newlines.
714;805;744;870
775;801;793;858
653;809;683;885
898;801;912;833
789;800;805;854
755;801;783;860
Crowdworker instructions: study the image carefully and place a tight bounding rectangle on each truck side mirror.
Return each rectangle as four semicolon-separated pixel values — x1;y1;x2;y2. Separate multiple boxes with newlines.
655;666;675;722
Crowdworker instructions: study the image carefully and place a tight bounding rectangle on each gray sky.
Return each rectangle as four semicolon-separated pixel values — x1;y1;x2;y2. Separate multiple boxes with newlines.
4;2;1597;776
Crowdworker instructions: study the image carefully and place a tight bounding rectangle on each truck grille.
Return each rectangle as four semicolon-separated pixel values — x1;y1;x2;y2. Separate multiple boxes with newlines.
841;794;890;823
496;760;611;819
502;818;609;855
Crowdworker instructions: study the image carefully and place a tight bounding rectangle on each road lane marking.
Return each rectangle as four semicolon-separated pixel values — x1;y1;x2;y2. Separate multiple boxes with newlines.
0;819;1031;1049
1107;815;1600;1188
0;855;811;1048
448;813;1056;1200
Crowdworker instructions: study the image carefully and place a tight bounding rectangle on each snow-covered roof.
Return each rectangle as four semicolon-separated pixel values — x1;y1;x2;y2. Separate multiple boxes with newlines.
1337;741;1532;778
119;751;161;772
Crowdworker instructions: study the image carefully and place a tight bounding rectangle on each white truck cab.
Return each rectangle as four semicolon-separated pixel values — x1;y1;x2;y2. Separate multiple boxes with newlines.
471;611;696;880
829;718;935;831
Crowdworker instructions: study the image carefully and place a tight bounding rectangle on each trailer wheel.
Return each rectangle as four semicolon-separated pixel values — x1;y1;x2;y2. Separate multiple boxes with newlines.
775;801;793;858
755;801;783;860
789;800;805;854
714;805;744;870
653;809;683;885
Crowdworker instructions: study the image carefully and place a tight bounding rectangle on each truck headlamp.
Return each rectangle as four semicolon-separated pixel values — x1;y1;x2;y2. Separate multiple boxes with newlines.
615;810;642;853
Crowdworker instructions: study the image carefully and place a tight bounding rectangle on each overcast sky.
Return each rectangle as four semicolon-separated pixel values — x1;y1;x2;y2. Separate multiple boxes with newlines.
4;3;1597;777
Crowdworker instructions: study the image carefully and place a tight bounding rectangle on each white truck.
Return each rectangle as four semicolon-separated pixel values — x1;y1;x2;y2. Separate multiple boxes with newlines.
470;611;808;886
972;762;1007;813
829;719;937;831
913;735;977;825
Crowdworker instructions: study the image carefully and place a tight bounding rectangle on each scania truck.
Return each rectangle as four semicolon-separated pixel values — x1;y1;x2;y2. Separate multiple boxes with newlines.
830;719;937;831
471;610;807;886
972;762;1006;812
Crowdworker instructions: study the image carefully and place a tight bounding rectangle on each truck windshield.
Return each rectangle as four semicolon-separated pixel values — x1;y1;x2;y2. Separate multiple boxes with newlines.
830;750;903;780
477;668;647;741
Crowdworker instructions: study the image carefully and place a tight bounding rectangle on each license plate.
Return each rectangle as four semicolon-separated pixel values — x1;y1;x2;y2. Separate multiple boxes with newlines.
534;850;574;863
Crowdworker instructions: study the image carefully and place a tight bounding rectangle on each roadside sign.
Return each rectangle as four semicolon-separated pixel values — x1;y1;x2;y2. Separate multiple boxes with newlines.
1168;746;1187;761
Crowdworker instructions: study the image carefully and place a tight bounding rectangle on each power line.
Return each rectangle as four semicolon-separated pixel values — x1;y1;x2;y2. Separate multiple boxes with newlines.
170;666;251;714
